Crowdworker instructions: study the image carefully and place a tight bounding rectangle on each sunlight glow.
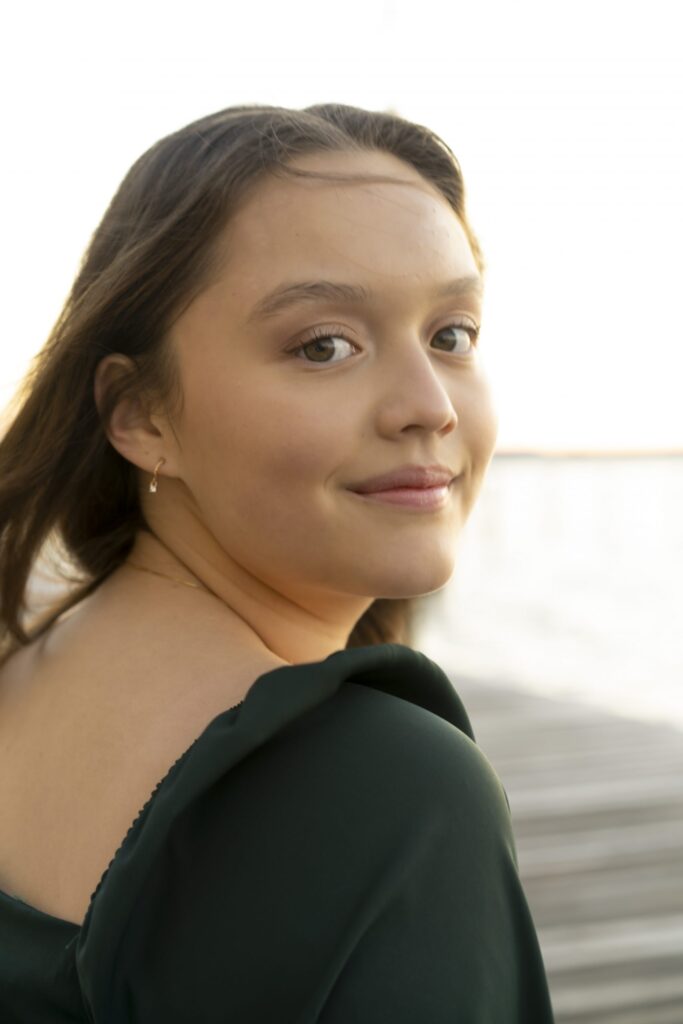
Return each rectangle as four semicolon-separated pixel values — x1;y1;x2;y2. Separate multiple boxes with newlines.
2;0;680;452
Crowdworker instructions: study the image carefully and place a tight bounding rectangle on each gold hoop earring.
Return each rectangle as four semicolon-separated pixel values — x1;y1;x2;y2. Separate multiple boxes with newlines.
149;457;166;494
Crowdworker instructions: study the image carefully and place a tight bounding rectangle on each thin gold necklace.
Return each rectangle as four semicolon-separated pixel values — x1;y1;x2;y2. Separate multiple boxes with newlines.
125;560;208;591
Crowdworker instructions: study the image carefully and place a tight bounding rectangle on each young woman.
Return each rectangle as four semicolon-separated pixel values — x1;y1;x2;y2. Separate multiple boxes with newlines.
0;103;555;1021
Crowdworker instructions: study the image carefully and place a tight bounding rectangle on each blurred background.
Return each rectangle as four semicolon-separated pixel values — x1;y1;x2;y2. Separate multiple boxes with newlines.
2;1;681;1019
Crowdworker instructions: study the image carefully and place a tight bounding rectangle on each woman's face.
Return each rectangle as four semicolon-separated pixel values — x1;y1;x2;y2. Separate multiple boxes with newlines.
158;148;498;622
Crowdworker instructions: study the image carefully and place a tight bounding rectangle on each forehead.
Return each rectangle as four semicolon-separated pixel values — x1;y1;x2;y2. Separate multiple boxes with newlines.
213;150;478;297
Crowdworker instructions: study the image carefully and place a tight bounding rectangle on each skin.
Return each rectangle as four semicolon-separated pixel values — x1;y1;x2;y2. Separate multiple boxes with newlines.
94;147;499;670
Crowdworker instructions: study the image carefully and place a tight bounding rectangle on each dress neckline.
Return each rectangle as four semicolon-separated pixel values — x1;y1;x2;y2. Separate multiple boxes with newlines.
0;643;473;936
0;681;262;930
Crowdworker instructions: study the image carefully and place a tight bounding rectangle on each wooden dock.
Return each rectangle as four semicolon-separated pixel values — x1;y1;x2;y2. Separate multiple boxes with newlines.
448;671;683;1024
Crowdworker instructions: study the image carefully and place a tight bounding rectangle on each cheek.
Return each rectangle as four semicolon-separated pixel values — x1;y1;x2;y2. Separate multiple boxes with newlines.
186;374;345;498
256;395;349;494
460;373;499;465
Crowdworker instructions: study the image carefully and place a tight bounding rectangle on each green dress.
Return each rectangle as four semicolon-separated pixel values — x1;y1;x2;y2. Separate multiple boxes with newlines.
0;642;555;1022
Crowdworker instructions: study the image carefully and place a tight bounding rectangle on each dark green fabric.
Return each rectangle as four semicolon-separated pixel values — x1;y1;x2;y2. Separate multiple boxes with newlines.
0;642;555;1022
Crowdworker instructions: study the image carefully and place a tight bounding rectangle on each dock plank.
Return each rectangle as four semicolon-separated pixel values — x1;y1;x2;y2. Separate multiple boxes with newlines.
447;670;683;1024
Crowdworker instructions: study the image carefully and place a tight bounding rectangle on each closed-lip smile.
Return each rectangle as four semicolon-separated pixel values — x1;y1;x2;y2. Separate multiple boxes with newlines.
348;464;457;494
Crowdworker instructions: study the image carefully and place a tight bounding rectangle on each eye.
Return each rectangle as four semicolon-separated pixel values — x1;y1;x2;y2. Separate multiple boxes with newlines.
289;321;480;366
290;326;359;365
431;323;480;355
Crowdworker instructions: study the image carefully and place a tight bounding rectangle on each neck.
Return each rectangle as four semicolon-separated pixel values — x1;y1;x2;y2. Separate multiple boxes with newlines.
121;526;372;666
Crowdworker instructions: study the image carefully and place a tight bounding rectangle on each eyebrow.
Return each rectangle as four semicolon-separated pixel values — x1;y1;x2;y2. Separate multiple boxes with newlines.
245;274;484;324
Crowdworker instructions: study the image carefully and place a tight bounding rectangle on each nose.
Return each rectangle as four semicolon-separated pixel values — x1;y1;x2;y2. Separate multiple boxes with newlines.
376;340;459;435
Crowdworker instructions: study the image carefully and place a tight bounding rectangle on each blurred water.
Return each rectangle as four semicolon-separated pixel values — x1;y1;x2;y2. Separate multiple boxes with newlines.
415;454;683;731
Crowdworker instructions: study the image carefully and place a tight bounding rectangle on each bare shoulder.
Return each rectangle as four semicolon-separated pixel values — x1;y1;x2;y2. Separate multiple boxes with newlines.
0;573;283;925
1;570;283;731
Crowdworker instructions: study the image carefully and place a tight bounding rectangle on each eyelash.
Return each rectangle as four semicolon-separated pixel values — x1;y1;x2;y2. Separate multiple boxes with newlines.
288;321;480;367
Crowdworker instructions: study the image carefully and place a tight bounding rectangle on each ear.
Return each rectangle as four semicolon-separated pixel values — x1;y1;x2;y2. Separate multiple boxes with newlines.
93;354;173;477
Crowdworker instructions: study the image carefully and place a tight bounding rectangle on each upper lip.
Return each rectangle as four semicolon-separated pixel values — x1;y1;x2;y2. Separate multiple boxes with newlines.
349;464;457;494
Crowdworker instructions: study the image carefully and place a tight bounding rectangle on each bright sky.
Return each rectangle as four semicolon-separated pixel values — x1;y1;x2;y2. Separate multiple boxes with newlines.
2;0;681;452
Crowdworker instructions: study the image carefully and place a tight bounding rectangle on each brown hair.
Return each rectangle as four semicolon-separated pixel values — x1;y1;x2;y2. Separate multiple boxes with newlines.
0;102;485;666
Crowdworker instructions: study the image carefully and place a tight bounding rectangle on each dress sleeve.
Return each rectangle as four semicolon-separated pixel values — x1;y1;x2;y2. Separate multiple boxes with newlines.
85;681;555;1023
315;743;554;1023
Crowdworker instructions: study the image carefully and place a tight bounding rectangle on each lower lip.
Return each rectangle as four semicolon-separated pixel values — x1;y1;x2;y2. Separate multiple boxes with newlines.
348;483;454;509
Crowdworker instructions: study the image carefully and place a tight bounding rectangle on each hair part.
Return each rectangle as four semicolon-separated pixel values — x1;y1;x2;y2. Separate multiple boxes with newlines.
0;102;485;665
